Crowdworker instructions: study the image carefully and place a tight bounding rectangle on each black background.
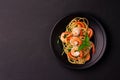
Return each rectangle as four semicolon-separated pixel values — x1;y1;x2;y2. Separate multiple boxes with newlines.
0;0;119;80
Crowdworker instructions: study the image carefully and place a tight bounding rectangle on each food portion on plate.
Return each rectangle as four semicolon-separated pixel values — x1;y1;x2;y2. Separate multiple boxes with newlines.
59;17;95;64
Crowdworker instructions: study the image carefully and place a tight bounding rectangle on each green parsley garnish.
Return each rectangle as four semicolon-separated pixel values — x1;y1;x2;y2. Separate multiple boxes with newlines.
78;34;90;51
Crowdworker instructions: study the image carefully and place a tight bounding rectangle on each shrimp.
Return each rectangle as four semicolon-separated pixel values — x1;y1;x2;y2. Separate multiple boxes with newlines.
76;21;88;31
60;32;71;43
91;42;95;54
70;37;82;46
87;28;93;38
72;27;81;36
85;53;90;61
77;21;85;28
70;46;83;58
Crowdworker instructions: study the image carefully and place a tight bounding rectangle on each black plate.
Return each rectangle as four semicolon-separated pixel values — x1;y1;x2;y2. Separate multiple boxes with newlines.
50;14;107;69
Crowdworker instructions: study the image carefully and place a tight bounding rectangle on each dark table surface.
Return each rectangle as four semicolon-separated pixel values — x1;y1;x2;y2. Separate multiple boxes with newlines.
0;0;119;80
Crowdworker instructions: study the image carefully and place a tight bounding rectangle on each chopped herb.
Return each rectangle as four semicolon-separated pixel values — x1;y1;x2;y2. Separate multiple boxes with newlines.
78;44;86;51
57;39;59;44
78;33;90;51
61;51;64;55
68;48;71;52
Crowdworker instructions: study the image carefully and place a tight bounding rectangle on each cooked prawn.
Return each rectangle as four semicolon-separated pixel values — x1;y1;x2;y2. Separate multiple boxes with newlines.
72;27;81;36
91;42;95;54
85;53;90;61
60;32;71;43
70;37;82;46
87;28;93;38
70;46;83;58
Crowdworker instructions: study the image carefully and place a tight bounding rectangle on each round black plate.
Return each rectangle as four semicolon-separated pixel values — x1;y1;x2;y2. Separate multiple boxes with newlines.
50;14;107;69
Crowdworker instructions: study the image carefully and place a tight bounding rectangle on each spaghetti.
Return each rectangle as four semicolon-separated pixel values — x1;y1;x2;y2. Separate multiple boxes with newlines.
59;17;95;64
